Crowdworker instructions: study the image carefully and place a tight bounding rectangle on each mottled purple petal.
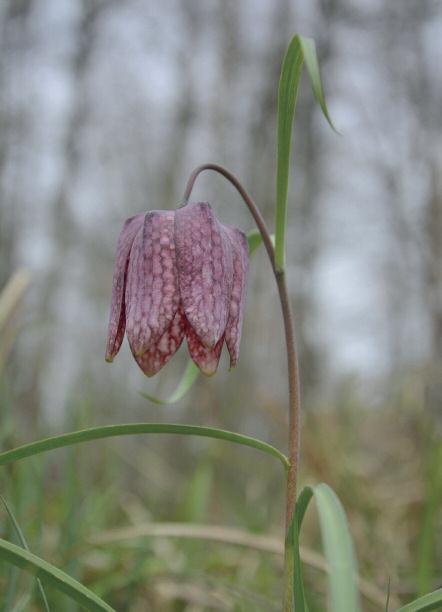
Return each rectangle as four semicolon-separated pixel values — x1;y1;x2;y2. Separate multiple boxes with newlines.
134;307;188;376
125;211;180;357
186;323;224;376
175;202;233;348
132;307;186;377
105;213;144;362
224;226;249;368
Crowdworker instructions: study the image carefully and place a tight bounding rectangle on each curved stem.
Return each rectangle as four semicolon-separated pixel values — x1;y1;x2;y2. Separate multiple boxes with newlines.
182;163;276;270
183;163;301;610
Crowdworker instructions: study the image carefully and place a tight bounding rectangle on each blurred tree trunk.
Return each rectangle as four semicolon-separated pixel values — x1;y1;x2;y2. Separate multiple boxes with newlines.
0;0;33;286
50;0;108;250
425;167;442;363
158;0;200;208
382;0;442;369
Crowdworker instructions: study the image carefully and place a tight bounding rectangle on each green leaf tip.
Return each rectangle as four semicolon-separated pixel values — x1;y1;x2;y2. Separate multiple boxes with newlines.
296;35;338;133
275;33;337;271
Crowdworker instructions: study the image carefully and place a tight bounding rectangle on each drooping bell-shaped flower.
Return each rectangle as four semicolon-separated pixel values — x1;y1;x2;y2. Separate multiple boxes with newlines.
105;202;249;376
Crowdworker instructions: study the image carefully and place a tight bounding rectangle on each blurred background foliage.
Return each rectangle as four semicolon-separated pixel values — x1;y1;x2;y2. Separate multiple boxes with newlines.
0;0;441;610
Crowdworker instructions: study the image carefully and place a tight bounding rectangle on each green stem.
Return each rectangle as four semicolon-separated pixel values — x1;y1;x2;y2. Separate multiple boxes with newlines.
183;164;301;612
0;423;289;470
276;269;301;612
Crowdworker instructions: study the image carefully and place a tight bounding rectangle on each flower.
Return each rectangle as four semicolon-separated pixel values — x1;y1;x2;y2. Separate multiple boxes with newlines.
105;202;249;376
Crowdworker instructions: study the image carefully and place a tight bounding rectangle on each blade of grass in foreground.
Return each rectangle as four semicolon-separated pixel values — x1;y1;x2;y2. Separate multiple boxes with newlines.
417;442;442;596
0;496;50;611
290;486;314;611
397;588;442;612
292;484;360;612
0;423;289;470
0;538;114;612
314;483;360;611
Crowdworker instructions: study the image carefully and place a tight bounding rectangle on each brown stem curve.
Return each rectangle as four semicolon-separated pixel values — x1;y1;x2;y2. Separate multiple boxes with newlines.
182;163;275;270
183;163;301;611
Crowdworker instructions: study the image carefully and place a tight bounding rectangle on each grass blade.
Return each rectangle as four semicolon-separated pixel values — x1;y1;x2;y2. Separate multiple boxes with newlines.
314;483;360;612
139;360;199;404
0;269;30;330
275;34;303;270
0;496;50;611
397;589;442;612
290;486;314;611
417;442;442;595
10;593;32;612
275;34;335;270
0;538;114;611
0;423;289;470
385;577;391;611
297;36;336;131
290;485;360;611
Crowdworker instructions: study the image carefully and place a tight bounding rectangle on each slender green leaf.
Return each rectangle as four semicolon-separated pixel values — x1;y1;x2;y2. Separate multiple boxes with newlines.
139;360;199;405
385;577;391;612
397;589;442;612
314;483;360;612
180;463;213;522
291;485;360;611
417;443;442;595
275;34;303;270
0;538;114;612
291;486;314;611
10;593;32;612
275;34;335;270
0;423;289;470
295;485;314;528
297;37;335;131
0;496;50;611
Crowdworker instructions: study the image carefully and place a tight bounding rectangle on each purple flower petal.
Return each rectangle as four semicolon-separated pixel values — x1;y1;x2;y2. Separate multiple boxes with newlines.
132;307;186;377
105;213;144;362
175;202;233;348
125;211;180;357
186;323;224;376
224;226;249;368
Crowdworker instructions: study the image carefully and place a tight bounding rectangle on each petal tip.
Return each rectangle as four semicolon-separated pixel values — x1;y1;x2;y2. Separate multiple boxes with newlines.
200;366;218;377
